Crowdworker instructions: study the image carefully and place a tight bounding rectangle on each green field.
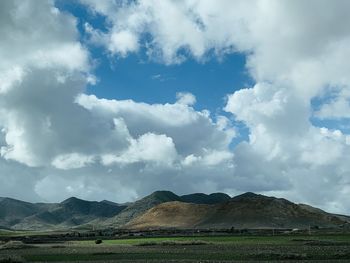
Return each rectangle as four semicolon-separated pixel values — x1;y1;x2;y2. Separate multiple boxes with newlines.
1;235;350;262
74;234;350;245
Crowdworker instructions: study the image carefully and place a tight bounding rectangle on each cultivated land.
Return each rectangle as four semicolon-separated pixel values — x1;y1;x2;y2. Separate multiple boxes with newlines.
0;231;350;262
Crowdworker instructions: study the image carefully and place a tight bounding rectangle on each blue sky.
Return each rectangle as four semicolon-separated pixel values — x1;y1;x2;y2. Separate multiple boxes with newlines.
59;0;251;112
57;0;348;136
57;0;253;147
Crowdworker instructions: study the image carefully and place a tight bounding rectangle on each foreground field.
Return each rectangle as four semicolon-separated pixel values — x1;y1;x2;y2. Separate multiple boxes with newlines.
1;235;350;262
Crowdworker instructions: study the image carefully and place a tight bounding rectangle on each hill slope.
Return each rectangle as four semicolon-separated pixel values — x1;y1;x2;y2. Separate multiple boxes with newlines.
0;198;45;228
127;201;216;229
199;192;344;228
106;191;182;227
106;191;232;227
0;197;126;230
299;203;350;223
127;193;346;229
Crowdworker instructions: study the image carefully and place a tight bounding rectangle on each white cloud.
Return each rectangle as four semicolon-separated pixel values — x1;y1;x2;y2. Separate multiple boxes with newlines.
1;0;350;214
0;69;131;167
182;149;233;167
176;92;196;106
109;30;139;56
0;0;89;73
52;153;95;170
102;133;178;166
76;94;234;157
0;67;24;94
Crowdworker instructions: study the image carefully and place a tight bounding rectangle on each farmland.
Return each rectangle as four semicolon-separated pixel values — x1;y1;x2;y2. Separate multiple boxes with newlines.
1;233;350;262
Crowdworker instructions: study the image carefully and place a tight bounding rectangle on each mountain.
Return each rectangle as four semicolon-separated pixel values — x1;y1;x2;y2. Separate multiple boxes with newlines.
0;198;48;228
1;191;231;230
180;193;231;204
199;192;345;228
0;198;37;221
59;197;125;218
0;197;126;230
104;191;233;227
1;192;348;231
126;192;346;229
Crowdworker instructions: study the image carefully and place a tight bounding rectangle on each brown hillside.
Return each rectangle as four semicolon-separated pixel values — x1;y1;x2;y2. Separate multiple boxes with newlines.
126;201;216;229
126;193;346;229
198;193;344;229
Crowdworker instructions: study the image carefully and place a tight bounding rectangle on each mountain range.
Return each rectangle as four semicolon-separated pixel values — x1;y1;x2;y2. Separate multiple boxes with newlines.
0;191;348;231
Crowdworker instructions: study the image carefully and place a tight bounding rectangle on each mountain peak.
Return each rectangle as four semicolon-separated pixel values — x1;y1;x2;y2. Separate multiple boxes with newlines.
232;192;263;200
151;190;176;196
61;196;86;205
148;191;180;202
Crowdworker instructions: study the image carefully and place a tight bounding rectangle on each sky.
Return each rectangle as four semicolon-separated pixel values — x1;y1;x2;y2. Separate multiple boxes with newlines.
1;0;350;214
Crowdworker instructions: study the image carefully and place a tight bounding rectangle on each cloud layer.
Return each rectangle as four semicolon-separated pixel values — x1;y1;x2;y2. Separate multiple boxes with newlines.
1;0;350;213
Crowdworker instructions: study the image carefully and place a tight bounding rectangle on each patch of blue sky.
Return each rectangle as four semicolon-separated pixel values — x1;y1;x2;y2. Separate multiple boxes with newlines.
310;93;350;134
56;0;253;145
311;118;350;134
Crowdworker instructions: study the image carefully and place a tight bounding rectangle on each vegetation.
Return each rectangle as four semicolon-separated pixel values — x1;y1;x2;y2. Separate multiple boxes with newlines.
73;234;350;246
0;234;348;262
94;239;102;244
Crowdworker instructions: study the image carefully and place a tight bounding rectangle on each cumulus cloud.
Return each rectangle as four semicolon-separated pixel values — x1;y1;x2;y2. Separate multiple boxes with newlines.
176;92;196;106
76;94;234;157
101;133;178;166
1;0;350;214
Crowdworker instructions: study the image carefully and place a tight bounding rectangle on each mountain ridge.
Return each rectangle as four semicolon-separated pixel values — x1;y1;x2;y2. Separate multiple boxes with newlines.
0;191;348;231
127;195;347;229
